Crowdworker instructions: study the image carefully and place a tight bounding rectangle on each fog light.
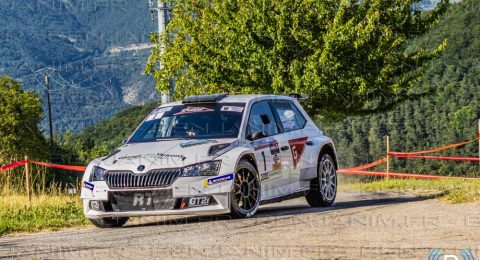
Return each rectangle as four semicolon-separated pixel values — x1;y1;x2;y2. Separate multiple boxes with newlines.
90;201;100;211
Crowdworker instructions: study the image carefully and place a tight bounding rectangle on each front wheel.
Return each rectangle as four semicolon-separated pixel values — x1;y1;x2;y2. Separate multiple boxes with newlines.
89;217;129;228
305;153;337;207
230;159;261;218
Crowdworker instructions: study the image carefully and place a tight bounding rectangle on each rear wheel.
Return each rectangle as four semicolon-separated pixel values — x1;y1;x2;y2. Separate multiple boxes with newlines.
305;153;337;207
230;159;261;218
89;217;129;228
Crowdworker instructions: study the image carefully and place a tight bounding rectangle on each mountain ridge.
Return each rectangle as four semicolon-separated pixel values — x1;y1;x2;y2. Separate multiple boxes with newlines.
0;0;453;133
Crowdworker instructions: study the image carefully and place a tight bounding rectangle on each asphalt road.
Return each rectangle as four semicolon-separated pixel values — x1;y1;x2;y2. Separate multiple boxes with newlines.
1;191;479;259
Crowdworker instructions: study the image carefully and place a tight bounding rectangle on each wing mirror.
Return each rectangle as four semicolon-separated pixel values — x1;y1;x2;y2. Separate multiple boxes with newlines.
247;131;268;141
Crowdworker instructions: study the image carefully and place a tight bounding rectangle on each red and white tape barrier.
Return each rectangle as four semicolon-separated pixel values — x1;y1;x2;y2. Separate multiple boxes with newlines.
338;136;480;180
0;160;86;173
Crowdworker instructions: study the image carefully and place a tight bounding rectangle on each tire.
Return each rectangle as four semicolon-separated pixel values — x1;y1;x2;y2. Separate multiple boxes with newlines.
230;159;261;218
89;217;129;228
305;153;337;207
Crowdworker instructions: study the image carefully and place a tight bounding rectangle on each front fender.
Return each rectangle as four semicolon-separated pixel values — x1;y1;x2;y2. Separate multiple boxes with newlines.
216;146;256;175
318;139;338;169
81;158;103;182
80;158;103;200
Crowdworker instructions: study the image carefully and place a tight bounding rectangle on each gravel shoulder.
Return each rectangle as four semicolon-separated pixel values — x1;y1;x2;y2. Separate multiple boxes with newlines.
1;191;479;259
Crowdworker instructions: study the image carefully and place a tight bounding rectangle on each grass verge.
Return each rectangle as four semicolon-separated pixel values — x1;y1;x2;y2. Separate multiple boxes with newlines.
0;195;88;236
343;178;480;203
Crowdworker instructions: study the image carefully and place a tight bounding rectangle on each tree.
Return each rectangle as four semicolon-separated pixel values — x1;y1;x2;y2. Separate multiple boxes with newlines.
322;0;480;175
0;76;46;161
147;0;449;120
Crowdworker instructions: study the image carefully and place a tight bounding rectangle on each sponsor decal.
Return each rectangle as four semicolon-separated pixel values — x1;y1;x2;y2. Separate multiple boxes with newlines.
221;106;244;113
288;137;308;169
269;170;281;179
269;141;282;171
118;153;186;161
131;192;167;207
84;181;94;191
203;173;234;187
180;139;217;148
182;196;210;208
175;106;214;115
146;114;156;121
108;191;174;211
252;137;276;151
146;107;173;121
260;172;269;181
261;170;282;181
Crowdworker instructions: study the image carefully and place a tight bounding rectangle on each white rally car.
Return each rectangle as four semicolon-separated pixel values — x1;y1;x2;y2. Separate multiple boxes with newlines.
81;94;338;228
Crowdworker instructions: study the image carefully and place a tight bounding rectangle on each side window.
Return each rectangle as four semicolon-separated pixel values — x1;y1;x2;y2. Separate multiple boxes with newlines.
247;101;279;138
273;100;307;132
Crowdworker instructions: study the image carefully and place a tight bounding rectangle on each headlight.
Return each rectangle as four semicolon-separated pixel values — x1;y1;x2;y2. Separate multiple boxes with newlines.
91;166;108;181
181;161;221;177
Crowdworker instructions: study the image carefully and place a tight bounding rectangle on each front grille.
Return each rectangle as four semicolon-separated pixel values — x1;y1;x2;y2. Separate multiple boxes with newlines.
104;169;181;188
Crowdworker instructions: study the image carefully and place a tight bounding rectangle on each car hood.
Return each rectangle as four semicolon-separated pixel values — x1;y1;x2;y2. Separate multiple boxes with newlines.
96;139;236;172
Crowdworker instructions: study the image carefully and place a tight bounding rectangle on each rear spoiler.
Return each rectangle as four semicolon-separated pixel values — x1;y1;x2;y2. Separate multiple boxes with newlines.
288;94;311;101
182;94;228;104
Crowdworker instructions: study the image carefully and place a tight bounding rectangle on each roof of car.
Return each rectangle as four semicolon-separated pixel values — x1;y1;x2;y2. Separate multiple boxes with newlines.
157;94;294;108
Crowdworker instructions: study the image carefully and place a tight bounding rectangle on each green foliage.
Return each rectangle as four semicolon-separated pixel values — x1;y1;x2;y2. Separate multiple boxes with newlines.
57;102;160;163
0;76;46;162
346;178;480;203
324;0;480;176
147;0;449;119
0;195;87;235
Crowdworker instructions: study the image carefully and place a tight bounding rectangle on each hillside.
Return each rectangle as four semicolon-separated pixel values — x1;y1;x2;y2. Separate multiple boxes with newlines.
72;0;480;177
75;101;160;151
0;0;447;134
323;0;480;176
0;0;158;132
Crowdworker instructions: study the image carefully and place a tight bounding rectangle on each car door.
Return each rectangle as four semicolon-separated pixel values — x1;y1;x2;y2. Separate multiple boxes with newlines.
246;100;291;199
271;99;309;192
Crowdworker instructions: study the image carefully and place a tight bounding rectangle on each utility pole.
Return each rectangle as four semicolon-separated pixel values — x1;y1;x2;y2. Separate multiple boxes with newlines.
149;0;172;104
45;76;54;147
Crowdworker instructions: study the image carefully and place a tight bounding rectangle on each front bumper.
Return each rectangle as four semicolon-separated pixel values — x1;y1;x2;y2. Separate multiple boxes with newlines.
81;174;233;219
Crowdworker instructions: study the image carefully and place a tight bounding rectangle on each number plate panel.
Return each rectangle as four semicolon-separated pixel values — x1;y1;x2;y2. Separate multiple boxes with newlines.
185;196;210;207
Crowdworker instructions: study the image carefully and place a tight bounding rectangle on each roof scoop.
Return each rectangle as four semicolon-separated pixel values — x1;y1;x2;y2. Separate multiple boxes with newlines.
182;94;228;104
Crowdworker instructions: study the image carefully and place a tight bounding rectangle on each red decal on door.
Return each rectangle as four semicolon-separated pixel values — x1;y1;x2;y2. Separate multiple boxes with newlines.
288;137;308;169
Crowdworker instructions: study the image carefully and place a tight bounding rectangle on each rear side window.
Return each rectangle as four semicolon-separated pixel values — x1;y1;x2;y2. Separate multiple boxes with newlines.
247;101;279;138
273;100;307;132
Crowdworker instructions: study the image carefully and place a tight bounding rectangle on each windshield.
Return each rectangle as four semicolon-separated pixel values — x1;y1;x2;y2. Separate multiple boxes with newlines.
127;103;245;143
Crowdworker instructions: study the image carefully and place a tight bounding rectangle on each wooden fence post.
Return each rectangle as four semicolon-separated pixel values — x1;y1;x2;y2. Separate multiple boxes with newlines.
24;155;31;203
42;164;46;195
386;135;390;180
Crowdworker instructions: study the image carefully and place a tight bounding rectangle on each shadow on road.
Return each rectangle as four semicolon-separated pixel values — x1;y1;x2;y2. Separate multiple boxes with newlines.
123;193;436;229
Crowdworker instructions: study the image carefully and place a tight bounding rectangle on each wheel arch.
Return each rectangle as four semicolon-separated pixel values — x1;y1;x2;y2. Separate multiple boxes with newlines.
237;152;258;172
319;143;338;170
